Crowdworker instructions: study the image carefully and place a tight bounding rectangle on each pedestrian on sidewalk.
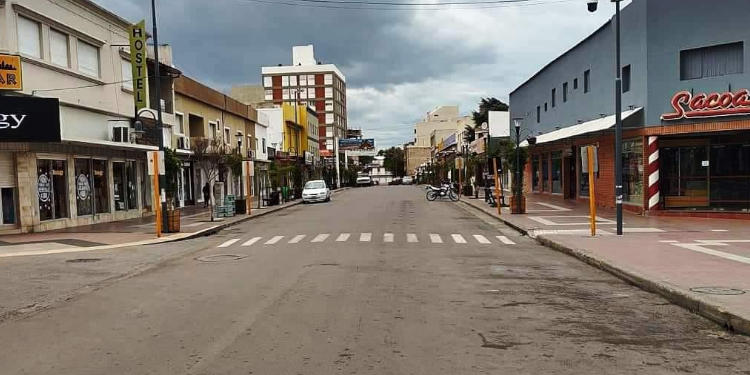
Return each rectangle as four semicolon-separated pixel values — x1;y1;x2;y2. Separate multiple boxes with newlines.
202;183;210;207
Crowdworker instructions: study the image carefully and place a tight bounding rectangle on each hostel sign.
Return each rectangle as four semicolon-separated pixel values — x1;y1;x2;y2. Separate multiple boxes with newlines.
129;20;149;111
662;89;750;120
0;54;22;90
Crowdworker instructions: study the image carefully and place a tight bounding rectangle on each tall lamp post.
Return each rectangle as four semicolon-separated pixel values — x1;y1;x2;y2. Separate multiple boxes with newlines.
149;0;167;232
513;118;523;202
589;0;623;235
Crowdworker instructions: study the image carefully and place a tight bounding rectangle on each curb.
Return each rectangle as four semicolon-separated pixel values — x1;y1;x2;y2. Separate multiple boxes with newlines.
459;198;750;336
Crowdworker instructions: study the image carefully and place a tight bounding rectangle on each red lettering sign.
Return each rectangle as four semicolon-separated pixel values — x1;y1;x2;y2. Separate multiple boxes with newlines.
662;89;750;120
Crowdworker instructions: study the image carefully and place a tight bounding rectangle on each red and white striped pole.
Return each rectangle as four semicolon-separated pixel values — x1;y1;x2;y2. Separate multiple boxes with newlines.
647;136;660;211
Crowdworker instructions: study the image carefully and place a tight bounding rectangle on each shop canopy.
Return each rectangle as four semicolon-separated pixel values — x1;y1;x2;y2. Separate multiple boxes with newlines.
520;107;642;147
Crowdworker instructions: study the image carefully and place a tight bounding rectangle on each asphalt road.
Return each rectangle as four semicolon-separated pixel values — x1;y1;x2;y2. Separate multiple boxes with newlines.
0;186;748;374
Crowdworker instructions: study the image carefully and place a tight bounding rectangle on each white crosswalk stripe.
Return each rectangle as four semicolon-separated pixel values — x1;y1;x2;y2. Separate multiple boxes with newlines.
407;233;418;243
218;239;239;248
496;235;516;245
384;233;394;243
336;233;350;242
429;233;443;243
265;236;284;245
360;233;372;242
311;234;330;243
289;235;306;244
473;234;491;244
452;234;467;244
241;237;261;246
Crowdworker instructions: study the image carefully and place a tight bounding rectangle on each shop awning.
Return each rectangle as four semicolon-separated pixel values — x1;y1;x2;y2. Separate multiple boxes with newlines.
520;107;642;147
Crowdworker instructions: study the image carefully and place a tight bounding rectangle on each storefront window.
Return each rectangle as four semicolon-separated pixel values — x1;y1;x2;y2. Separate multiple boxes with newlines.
661;144;709;209
37;159;68;221
710;143;750;211
1;188;16;224
75;159;93;216
579;146;590;196
551;151;562;194
141;161;152;211
113;162;126;211
542;154;549;192
93;160;109;214
127;161;138;210
532;155;540;192
622;139;644;204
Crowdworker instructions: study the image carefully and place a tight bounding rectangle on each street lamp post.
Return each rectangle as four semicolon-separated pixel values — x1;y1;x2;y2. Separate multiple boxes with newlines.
514;118;522;201
150;0;167;232
589;0;623;235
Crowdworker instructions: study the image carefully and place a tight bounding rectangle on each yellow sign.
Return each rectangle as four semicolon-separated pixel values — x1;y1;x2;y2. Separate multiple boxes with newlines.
455;157;464;169
129;20;149;111
0;54;22;90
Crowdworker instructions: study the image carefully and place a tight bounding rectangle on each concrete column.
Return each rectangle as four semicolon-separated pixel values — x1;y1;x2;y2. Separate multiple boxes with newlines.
15;152;36;232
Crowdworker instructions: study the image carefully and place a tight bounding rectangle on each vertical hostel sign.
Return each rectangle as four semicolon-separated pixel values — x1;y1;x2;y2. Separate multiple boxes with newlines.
129;20;149;111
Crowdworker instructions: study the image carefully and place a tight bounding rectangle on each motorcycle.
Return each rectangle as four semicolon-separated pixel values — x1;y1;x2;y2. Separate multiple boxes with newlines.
425;183;459;202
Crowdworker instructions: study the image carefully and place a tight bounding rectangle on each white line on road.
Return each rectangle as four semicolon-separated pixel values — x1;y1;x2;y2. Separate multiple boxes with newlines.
217;239;239;248
659;240;679;243
429;234;442;243
360;233;372;242
289;235;306;244
672;242;750;265
265;236;284;245
384;233;394;243
241;237;261;246
496;236;516;245
473;234;491;244
336;233;350;242
407;233;418;243
452;234;467;244
312;234;330;243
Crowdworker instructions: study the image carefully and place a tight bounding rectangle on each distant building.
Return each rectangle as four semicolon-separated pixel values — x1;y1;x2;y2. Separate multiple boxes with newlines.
406;106;474;177
229;85;267;108
261;45;347;152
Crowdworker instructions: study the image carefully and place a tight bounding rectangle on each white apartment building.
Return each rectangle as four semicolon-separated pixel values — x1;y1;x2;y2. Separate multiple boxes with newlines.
0;0;177;233
261;45;347;152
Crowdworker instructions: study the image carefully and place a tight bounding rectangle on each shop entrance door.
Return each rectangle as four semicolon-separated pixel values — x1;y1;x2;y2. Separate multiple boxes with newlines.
661;143;709;209
565;153;576;199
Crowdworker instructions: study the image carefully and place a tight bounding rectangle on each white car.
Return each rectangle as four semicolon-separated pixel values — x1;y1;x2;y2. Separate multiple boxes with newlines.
402;176;413;185
356;176;373;186
301;180;331;203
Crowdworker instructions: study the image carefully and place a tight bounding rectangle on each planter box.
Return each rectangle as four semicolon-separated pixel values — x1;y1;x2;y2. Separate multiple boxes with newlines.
165;209;180;233
511;195;526;214
235;198;247;215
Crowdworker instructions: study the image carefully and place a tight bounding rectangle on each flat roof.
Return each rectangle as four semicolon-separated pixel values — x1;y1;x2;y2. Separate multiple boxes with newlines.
262;64;346;83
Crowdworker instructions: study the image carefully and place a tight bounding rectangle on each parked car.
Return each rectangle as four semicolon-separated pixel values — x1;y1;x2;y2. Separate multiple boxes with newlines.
402;176;413;185
388;178;402;186
301;180;331;203
356;176;373;186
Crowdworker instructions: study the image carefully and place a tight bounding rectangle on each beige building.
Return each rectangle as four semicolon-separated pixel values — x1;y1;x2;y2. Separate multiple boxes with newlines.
174;76;257;207
0;0;181;233
405;105;474;177
228;85;266;108
405;146;431;177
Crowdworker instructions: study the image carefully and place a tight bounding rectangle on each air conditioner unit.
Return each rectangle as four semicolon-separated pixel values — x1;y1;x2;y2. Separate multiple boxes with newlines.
111;125;130;143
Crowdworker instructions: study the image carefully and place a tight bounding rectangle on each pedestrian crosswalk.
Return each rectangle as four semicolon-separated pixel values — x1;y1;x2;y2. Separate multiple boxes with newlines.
215;232;517;248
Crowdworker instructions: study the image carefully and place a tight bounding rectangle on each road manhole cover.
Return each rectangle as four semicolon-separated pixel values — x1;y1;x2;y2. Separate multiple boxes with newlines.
690;287;746;295
66;258;102;263
196;254;247;263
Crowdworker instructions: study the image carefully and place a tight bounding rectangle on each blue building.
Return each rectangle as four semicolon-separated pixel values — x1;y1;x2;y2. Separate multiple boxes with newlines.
510;0;750;216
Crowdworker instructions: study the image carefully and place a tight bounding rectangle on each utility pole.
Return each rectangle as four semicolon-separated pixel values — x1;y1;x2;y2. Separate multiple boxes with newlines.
151;0;167;234
334;135;341;189
614;0;624;235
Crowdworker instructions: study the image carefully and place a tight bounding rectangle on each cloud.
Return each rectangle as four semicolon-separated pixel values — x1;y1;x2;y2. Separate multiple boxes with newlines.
94;0;618;147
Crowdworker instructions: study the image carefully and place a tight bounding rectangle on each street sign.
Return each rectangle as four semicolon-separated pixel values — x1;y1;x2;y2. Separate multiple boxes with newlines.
129;20;149;111
0;54;22;91
455;157;464;169
242;160;255;177
147;151;165;175
580;146;599;173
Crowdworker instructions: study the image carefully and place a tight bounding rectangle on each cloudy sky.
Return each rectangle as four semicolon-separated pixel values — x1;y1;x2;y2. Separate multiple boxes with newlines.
93;0;622;148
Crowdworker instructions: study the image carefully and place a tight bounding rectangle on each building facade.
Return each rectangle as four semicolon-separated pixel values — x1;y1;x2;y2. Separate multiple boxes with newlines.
510;0;750;217
261;45;347;152
0;0;184;233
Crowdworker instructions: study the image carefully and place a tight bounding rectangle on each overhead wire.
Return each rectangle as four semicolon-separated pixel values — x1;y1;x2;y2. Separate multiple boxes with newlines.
240;0;576;11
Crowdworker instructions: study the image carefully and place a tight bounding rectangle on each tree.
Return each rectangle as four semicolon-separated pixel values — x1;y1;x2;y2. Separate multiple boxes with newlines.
472;97;509;128
191;138;233;221
462;124;476;144
382;147;405;177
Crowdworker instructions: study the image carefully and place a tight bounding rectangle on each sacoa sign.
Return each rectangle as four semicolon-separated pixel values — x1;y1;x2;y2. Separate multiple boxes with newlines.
662;89;750;121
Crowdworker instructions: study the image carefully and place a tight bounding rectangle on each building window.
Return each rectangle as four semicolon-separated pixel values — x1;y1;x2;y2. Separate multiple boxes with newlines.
622;138;643;204
532;155;540;192
37;159;68;220
49;29;69;67
299;75;307;86
579;145;595;197
77;40;100;77
1;187;16;225
74;158;93;216
573;78;578;90
563;82;568;102
551;88;556;108
17;16;41;58
544;102;548;112
324;74;333;85
536;106;540;123
541;154;549;192
264;89;273;100
224;127;231;145
584;69;590;93
325;113;334;124
551;151;562;194
121;59;133;90
622;65;631;93
281;76;290;86
325;87;333;98
263;76;272;87
175;113;184;134
93;159;108;213
290;75;297;86
209;122;217;140
113;161;138;211
680;42;743;80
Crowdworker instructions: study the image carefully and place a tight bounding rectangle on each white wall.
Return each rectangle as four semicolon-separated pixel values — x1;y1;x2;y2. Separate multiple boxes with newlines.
257;108;284;152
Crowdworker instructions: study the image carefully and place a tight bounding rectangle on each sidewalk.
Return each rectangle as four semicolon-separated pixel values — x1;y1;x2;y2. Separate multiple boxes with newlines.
0;200;302;258
460;191;750;335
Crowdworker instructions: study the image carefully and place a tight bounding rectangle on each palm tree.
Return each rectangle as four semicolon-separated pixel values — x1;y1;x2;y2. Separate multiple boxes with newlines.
463;124;476;144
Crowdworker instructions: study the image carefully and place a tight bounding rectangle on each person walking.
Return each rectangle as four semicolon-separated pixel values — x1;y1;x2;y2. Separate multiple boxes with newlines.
202;182;210;208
